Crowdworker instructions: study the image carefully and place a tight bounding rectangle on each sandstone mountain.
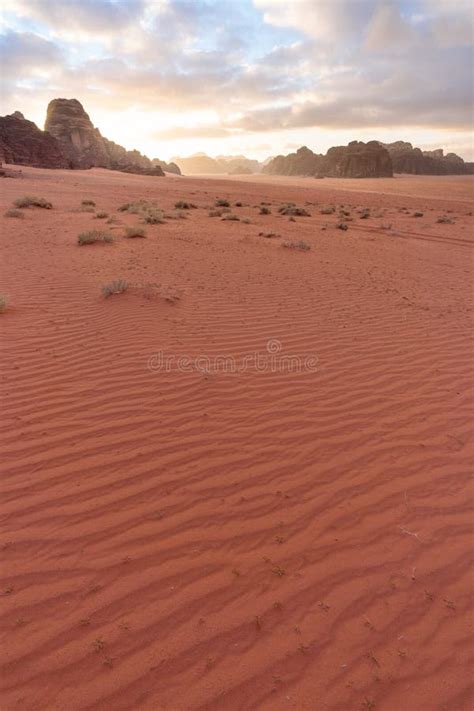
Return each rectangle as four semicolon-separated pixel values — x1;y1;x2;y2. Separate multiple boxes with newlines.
172;153;260;175
263;141;393;178
44;99;164;175
152;158;181;175
381;141;471;175
0;111;68;168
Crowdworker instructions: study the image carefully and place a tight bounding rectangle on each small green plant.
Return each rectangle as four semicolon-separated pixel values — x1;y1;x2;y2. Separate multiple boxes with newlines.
4;208;24;218
259;206;271;215
282;240;311;251
77;229;114;245
215;198;230;207
14;195;52;209
102;279;128;297
81;199;96;207
124;226;146;238
95;211;109;219
0;295;9;313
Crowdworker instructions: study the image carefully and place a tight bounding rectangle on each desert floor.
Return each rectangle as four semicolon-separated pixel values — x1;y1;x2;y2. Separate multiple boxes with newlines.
1;168;473;711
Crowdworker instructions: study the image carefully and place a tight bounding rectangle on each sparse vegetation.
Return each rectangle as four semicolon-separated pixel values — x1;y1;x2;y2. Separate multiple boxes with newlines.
80;205;95;213
320;206;335;215
209;208;223;217
14;195;52;209
222;213;240;221
81;199;96;207
235;201;242;207
102;279;129;297
215;198;230;207
124;226;146;238
437;215;454;224
242;217;251;224
282;240;311;251
279;204;310;217
337;222;348;230
413;211;424;217
77;229;114;245
174;200;196;209
0;295;9;313
143;208;166;224
4;208;24;218
95;211;109;219
259;206;271;215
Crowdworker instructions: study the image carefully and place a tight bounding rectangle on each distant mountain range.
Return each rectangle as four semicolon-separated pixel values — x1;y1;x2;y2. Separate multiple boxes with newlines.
1;98;472;178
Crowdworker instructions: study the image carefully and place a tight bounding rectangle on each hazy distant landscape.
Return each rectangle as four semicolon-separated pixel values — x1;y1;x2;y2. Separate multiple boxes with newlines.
1;2;473;711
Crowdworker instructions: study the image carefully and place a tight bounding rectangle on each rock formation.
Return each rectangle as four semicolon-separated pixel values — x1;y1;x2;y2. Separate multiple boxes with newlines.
324;140;393;178
381;141;470;174
44;98;164;175
172;153;260;175
0;111;68;168
263;141;393;178
152;158;181;175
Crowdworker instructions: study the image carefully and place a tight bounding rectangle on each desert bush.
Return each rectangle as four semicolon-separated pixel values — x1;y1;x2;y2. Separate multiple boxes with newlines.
413;211;424;217
102;279;128;298
320;206;335;215
437;216;454;224
222;213;240;221
174;200;196;209
124;226;146;238
14;195;52;209
95;211;109;219
242;217;251;224
282;240;311;251
259;232;280;238
4;208;24;218
81;199;96;207
143;208;166;224
77;229;114;245
259;206;271;215
279;204;310;217
235;201;242;207
337;223;348;230
359;209;370;219
0;294;8;313
209;209;223;217
215;199;230;207
165;210;187;220
118;200;154;214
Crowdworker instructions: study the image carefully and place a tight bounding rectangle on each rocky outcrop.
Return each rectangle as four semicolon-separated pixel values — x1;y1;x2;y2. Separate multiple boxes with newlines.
0;111;68;168
152;158;181;175
382;141;469;174
44;98;164;175
324;140;393;178
263;141;392;178
172;153;260;175
263;146;324;176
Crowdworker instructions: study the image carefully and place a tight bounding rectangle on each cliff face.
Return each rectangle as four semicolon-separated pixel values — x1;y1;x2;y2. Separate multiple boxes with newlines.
324;141;393;178
0;111;68;168
44;98;164;175
152;158;181;175
263;146;324;176
263;141;392;178
382;141;469;174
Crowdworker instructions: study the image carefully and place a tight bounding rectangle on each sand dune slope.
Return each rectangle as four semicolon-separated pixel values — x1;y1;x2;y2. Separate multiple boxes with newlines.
1;169;473;710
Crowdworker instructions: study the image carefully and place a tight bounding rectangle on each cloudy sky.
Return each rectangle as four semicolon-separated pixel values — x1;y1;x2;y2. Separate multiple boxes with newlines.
1;0;473;160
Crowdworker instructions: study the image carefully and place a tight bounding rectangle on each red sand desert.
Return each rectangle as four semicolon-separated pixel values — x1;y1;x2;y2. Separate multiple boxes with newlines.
1;168;473;710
